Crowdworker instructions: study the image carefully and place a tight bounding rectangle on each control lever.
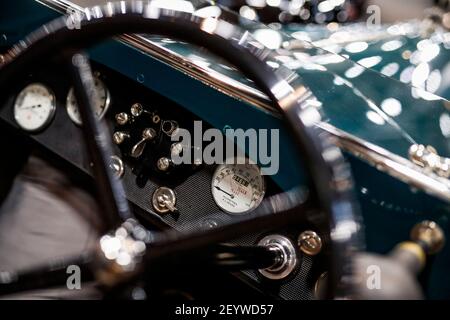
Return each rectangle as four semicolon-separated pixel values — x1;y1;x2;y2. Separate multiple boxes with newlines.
152;187;178;214
158;195;177;212
353;220;445;299
131;128;156;158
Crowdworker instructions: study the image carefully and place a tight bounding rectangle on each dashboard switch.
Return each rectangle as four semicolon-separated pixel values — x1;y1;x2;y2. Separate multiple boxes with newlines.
113;131;130;145
152;187;178;214
157;157;172;172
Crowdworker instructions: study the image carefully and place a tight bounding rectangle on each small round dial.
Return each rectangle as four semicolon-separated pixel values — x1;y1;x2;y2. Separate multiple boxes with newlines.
66;77;110;125
212;159;266;215
13;83;56;132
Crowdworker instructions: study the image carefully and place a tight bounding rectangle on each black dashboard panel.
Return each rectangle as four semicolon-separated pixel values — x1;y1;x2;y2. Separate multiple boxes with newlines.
0;61;325;300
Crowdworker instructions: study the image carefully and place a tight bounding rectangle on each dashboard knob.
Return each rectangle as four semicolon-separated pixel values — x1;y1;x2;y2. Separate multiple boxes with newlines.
109;155;125;179
257;235;298;280
410;220;445;255
157;157;172;172
298;230;322;256
170;143;184;157
115;112;130;125
162;120;178;136
113;131;130;145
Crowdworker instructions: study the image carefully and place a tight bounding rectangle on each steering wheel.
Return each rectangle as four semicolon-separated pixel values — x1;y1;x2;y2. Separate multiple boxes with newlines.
0;1;362;299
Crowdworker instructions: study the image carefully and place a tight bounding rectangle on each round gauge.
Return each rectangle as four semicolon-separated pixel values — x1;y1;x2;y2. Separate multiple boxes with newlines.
13;83;56;132
212;159;266;215
66;77;110;125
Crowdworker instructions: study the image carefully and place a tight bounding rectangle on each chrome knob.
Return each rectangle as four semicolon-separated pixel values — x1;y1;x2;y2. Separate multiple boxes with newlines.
162;120;178;136
157;157;172;172
130;103;144;117
109;155;124;179
258;235;297;280
298;230;322;256
411;220;445;255
115;112;129;125
130;103;152;118
409;144;450;178
113;131;130;145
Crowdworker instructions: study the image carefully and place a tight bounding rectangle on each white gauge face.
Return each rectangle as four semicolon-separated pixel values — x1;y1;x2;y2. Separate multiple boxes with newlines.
66;77;110;125
212;160;266;215
13;83;56;132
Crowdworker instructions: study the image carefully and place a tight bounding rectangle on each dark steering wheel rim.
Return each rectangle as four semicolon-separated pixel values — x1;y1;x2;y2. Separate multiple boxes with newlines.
0;0;362;299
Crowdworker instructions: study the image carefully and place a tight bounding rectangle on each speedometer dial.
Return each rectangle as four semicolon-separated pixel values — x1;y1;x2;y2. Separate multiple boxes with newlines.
66;77;110;125
212;159;266;215
13;83;56;132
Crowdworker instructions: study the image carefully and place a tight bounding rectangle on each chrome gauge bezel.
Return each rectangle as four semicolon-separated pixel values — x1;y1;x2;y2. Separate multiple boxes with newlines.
211;158;266;215
13;83;56;133
65;77;111;125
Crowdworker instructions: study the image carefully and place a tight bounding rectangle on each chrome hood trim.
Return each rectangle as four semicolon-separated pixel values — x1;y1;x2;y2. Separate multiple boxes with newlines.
37;0;450;203
319;122;450;202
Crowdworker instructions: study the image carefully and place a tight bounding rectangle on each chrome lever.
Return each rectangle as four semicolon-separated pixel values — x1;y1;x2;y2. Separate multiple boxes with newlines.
131;127;156;158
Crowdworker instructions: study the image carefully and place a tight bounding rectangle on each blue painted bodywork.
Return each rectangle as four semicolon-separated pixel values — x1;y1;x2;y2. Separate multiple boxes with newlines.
1;1;450;298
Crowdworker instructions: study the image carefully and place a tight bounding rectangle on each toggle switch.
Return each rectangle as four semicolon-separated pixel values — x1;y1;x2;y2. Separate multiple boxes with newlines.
152;187;178;214
113;131;130;145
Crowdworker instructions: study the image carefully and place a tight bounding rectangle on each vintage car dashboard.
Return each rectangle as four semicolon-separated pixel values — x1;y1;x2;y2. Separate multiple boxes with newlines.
0;58;324;300
1;0;450;300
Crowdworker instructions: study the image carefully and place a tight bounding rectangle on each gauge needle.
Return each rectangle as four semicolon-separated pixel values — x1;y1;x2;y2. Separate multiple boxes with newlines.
214;185;235;199
21;104;41;110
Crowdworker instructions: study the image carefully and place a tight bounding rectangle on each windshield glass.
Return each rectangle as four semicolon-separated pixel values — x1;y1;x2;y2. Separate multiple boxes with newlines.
49;0;450;160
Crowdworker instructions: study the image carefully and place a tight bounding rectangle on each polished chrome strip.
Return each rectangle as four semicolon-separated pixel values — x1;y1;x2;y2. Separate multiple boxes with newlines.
319;122;450;202
37;0;450;202
119;34;275;114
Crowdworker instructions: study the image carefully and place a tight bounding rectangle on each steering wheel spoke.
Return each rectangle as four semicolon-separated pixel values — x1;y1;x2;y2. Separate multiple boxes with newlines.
68;52;132;231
